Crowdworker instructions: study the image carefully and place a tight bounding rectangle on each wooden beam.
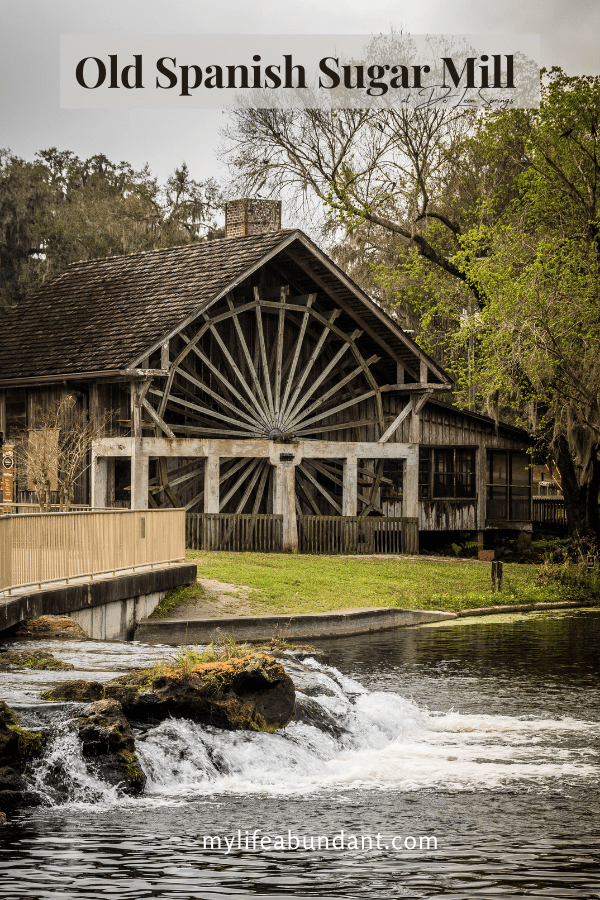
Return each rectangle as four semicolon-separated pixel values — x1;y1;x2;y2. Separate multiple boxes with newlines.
141;398;175;439
389;382;453;392
378;403;412;443
414;390;433;415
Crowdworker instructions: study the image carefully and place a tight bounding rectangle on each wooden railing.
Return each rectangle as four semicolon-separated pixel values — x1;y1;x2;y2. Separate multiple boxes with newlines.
533;498;567;527
0;509;185;595
186;513;283;552
2;503;97;515
297;515;419;555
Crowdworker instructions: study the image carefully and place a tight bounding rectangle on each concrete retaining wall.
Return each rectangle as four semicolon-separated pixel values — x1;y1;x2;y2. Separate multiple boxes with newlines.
135;606;456;645
0;564;197;641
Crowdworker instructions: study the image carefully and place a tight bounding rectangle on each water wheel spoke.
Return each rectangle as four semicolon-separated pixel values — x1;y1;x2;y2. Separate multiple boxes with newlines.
286;354;379;431
252;461;271;516
151;388;263;435
254;289;276;423
219;457;262;511
156;458;183;508
280;294;315;416
297;462;343;515
283;333;359;427
234;459;266;514
182;333;268;429
220;456;257;485
295;470;322;515
226;296;271;424
203;312;272;429
273;285;288;417
185;489;205;512
281;309;341;424
291;388;379;432
175;363;263;431
157;321;211;418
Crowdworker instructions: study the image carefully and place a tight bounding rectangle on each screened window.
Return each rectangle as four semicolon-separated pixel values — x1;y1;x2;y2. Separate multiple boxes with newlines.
419;448;476;499
487;451;531;521
381;459;404;503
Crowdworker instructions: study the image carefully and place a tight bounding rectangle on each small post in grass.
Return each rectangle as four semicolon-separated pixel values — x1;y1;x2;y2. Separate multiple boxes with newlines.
491;560;504;593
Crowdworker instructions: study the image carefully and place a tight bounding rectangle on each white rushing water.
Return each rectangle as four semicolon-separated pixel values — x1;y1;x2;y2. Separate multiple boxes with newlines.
26;654;599;807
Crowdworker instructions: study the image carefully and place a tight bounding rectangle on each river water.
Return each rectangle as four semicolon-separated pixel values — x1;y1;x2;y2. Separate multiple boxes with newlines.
0;608;599;899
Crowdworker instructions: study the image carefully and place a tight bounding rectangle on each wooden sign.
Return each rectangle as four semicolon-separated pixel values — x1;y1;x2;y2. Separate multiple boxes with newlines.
2;444;14;513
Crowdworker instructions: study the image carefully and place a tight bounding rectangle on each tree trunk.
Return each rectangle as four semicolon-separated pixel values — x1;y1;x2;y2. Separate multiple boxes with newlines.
553;433;600;543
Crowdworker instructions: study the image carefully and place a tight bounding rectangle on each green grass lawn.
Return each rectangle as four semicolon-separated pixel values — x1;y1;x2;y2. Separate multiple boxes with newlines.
184;550;569;615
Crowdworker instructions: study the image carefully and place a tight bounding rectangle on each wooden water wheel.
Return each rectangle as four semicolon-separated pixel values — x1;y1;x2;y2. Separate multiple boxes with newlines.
144;285;392;515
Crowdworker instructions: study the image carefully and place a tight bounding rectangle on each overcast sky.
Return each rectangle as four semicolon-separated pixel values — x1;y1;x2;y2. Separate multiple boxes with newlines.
2;0;598;195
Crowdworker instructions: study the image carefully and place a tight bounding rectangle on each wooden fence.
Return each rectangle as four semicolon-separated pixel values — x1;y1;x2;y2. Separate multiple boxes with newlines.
0;508;185;595
186;513;283;552
533;499;567;528
297;515;419;555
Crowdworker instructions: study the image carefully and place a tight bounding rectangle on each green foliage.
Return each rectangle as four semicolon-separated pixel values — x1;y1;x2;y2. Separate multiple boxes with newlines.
535;555;600;602
450;540;479;558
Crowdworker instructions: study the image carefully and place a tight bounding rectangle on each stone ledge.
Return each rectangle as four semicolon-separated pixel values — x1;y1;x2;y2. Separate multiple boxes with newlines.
0;564;197;634
135;606;456;644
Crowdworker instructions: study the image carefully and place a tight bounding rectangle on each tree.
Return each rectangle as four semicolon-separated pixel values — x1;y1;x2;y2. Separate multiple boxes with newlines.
458;70;600;540
222;105;503;305
16;396;112;511
0;149;224;307
0;151;53;307
223;70;600;541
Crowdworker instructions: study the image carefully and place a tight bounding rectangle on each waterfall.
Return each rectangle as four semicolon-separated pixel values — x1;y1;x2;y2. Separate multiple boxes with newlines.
22;655;598;807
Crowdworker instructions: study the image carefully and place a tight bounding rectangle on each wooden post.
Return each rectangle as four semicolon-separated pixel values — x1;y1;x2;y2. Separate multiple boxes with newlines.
342;457;358;516
410;394;420;443
91;453;108;508
204;455;220;513
282;465;298;552
274;462;298;552
130;451;149;510
130;380;150;510
491;560;503;592
477;444;487;531
405;446;419;520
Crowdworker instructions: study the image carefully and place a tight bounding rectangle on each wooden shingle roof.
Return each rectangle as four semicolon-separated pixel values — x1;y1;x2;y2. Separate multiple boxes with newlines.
0;229;450;385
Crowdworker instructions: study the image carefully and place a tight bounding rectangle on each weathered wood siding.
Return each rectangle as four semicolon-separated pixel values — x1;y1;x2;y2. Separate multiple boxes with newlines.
418;499;478;531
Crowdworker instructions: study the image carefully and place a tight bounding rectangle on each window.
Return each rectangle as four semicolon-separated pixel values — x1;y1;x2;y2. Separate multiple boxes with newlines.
487;451;531;521
419;447;476;499
381;459;404;503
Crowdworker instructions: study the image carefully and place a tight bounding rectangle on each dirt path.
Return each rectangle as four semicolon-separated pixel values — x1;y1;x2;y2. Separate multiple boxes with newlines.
167;578;262;619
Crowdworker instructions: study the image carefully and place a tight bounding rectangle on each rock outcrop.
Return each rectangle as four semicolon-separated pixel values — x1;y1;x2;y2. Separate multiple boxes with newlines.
0;650;74;671
0;702;45;822
77;699;145;795
43;654;296;733
13;615;89;640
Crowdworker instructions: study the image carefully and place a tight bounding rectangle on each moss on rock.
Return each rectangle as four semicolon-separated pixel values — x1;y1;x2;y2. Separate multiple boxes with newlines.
0;650;74;671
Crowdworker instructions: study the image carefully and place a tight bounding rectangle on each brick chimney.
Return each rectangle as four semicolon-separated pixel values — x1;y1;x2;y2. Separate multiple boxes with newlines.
225;198;282;238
